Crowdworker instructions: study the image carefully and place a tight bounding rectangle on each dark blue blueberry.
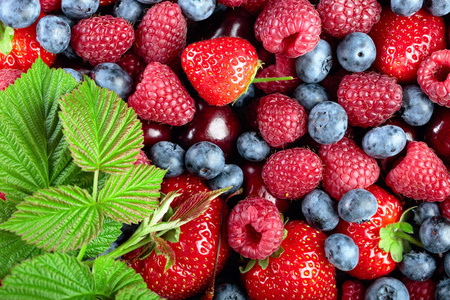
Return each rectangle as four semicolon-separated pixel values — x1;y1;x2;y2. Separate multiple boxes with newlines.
424;0;450;16
362;125;407;159
307;101;348;145
57;14;77;27
207;164;243;195
295;39;332;83
414;202;440;225
293;83;329;111
231;83;255;108
398;251;436;281
90;63;134;100
365;277;409;300
401;85;435;126
236;131;271;162
113;0;146;24
301;189;339;231
63;68;84;82
185;141;225;180
324;233;359;271
178;0;216;21
62;45;81;60
419;216;450;253
213;283;247;300
61;0;99;19
36;16;71;54
445;252;450;277
338;188;378;224
391;0;423;16
0;0;40;29
148;141;185;178
337;32;376;73
436;278;450;300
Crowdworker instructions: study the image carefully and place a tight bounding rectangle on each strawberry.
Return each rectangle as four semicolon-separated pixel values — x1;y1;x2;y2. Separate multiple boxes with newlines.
161;172;210;208
0;69;22;90
335;184;403;280
368;8;446;84
241;220;338;300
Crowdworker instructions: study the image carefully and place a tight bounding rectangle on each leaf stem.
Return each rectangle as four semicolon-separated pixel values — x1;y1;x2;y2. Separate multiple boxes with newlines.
77;244;87;261
92;170;99;202
252;76;294;83
394;229;424;248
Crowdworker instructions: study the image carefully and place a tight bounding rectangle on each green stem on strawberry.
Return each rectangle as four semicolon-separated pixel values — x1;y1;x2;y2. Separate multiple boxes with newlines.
0;21;14;56
252;76;294;83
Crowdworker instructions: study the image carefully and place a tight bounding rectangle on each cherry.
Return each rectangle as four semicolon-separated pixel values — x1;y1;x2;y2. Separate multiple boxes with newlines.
424;106;450;164
141;119;172;148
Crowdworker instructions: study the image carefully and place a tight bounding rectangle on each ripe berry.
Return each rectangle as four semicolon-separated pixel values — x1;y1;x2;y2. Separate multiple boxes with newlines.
36;15;71;54
236;131;271;162
401;85;435;126
61;0;99;19
0;69;23;90
365;277;409;300
336;32;376;73
185;141;226;180
178;0;216;21
362;125;407;159
307;101;348;145
435;278;450;300
338;188;378;224
324;233;359;271
63;68;83;82
90;63;133;100
414;202;441;225
419;216;450;254
295;39;333;83
301;189;339;231
398;251;436;282
148;141;185;178
207;164;244;195
112;0;145;24
0;0;41;29
391;0;423;16
293;83;329;111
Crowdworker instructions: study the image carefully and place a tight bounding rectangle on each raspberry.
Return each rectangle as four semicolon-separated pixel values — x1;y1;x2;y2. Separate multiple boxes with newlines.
262;148;323;200
133;150;151;166
386;141;450;202
39;0;61;12
316;0;381;38
241;0;271;15
134;1;187;65
0;69;22;90
402;278;436;300
254;0;321;58
319;137;380;200
117;50;146;80
217;0;246;6
417;49;450;108
257;93;307;148
71;15;134;66
337;71;403;128
341;280;365;300
228;197;284;260
439;197;450;219
127;62;196;126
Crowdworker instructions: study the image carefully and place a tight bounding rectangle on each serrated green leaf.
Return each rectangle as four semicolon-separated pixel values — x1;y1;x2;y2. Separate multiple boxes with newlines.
399;222;414;234
0;186;102;252
98;164;164;224
153;235;176;272
150;191;180;227
0;199;17;223
59;78;143;174
379;238;395;253
115;285;162;300
82;217;122;259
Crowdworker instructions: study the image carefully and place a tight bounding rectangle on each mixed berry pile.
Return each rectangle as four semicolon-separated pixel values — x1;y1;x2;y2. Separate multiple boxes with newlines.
1;0;450;299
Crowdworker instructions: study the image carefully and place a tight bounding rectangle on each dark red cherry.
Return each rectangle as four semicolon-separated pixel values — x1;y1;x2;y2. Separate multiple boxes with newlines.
141;120;172;148
424;106;450;164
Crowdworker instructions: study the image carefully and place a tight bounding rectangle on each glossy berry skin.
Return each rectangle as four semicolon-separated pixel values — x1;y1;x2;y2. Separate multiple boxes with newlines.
0;0;40;29
36;15;71;54
117;50;146;80
424;0;450;16
148;141;185;178
424;106;450;164
185;141;225;180
293;83;329;111
308;101;348;145
207;164;244;195
365;277;409;300
336;32;376;73
335;185;403;280
61;0;99;19
181;37;258;106
341;280;365;300
0;69;22;90
161;172;209;209
398;251;436;282
414;202;441;225
338;188;378;224
419;216;450;254
324;233;359;271
178;0;216;21
391;0;423;16
435;278;450;300
401;85;435;126
362;125;407;159
90;63;133;100
112;0;145;24
40;0;62;13
63;68;83;82
236;131;270;162
295;39;332;83
301;189;339;232
369;8;446;84
402;278;436;300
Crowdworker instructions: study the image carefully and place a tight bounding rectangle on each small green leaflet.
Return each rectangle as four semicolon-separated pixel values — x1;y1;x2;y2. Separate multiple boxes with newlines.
115;285;162;300
79;217;122;259
0;22;14;55
59;78;143;174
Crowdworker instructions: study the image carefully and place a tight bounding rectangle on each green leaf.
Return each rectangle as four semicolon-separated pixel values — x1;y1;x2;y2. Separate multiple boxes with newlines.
98;164;165;224
258;257;269;269
0;199;17;223
239;259;256;274
399;222;414;234
160;227;180;243
0;185;102;252
149;191;180;227
390;241;404;263
270;246;284;258
0;22;14;56
153;235;176;272
59;78;143;174
115;285;162;300
0;58;79;204
82;217;122;259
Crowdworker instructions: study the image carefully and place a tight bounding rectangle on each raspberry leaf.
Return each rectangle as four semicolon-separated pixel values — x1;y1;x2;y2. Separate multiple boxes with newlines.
153;234;176;271
115;285;161;300
59;78;143;174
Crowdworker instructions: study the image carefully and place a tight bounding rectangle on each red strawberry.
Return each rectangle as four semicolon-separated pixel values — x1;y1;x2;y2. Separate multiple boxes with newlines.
254;0;322;58
99;0;117;6
369;8;446;84
241;220;338;300
127;62;196;126
0;69;22;90
257;93;307;148
71;15;135;66
402;278;437;300
161;172;210;208
134;2;187;65
262;148;323;200
341;280;365;300
335;184;403;280
386;141;450;202
337;71;403;128
319;137;380;200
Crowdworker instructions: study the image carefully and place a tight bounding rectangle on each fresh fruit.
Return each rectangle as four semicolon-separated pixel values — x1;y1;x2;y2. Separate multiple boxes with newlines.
147;141;185;178
141;120;172;148
398;251;436;282
213;282;247;300
336;32;376;73
178;0;216;21
40;0;62;13
161;172;210;209
391;0;422;16
414;202;441;225
184;141;226;180
293;83;329;111
341;280;365;300
295;39;332;83
90;62;134;100
338;188;378;224
419;216;450;253
402;278;437;300
401;85;435;127
61;0;99;19
112;0;145;24
324;233;359;271
0;69;22;90
0;0;40;29
364;277;409;300
207;164;244;195
424;106;450;164
236;131;271;162
301;189;339;231
117;50;146;80
361;125;407;159
307;101;348;145
435;278;450;300
36;15;71;54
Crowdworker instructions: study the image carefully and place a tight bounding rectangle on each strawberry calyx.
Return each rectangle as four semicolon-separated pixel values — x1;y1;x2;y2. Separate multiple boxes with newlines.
0;21;14;56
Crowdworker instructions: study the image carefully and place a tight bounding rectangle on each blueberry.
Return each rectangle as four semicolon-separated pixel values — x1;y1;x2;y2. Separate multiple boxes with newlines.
185;141;225;180
62;45;81;60
338;189;378;224
301;189;339;231
178;0;216;21
295;39;332;83
365;277;409;300
0;0;40;29
445;252;450;277
213;283;247;300
398;251;436;281
324;233;359;271
435;277;450;300
419;216;450;253
36;16;71;54
307;101;348;145
401;85;435;126
136;0;162;3
63;68;84;82
391;0;423;16
148;141;185;178
90;63;134;100
414;202;440;225
61;0;99;19
113;0;146;24
362;125;407;159
207;164;243;195
293;83;329;111
424;0;450;16
337;32;376;73
231;83;255;108
116;223;140;245
236;131;271;162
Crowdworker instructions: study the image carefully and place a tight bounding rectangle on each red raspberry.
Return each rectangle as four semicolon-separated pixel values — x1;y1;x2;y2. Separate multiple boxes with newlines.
134;2;187;65
402;278;436;300
254;54;301;95
417;49;450;108
257;93;307;148
262;148;323;200
0;191;5;201
71;15;134;66
254;0;322;58
133;150;151;166
127;62;196;126
439;197;450;219
241;0;271;14
341;280;365;300
117;50;146;80
217;0;246;6
228;197;284;260
0;69;22;90
316;0;381;38
319;137;380;200
386;141;450;202
337;71;403;128
39;0;61;12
